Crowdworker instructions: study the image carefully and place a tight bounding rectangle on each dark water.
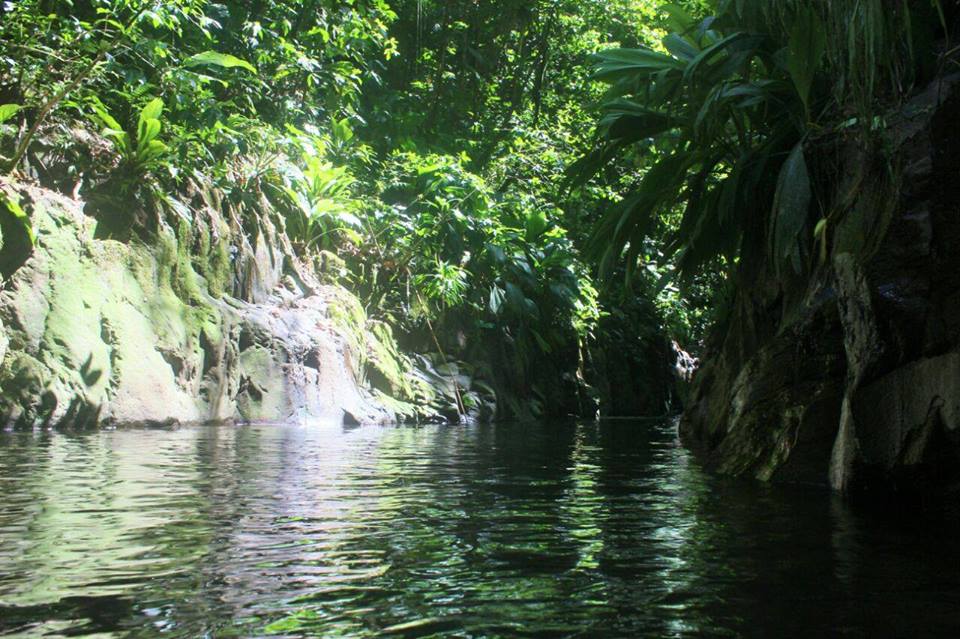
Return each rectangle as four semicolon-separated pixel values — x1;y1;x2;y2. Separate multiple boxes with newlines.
1;421;959;638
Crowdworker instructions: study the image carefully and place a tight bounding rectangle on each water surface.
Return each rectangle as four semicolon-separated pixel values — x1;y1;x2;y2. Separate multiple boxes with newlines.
1;421;958;637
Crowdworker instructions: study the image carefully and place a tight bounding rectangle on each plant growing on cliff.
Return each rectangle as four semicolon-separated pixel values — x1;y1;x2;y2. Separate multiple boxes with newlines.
90;98;169;174
256;127;367;253
415;259;470;309
0;1;215;174
572;1;945;288
0;189;35;279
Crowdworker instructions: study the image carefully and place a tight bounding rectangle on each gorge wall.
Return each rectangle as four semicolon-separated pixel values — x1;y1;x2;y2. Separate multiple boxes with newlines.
681;74;960;497
0;177;678;429
0;179;405;428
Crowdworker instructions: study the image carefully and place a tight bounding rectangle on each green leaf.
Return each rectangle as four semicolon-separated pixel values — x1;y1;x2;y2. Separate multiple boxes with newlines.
184;71;230;88
135;99;164;155
1;192;34;247
814;218;829;263
136;139;168;164
530;328;552;353
663;3;696;35
504;282;525;312
91;105;123;134
137;118;161;150
416;162;445;176
591;48;683;82
524;210;549;241
663;34;700;61
813;218;827;238
682;32;757;85
184;51;257;74
787;7;827;119
0;104;21;125
101;128;131;155
771;142;812;273
599;100;680;142
139;97;163;124
488;285;505;314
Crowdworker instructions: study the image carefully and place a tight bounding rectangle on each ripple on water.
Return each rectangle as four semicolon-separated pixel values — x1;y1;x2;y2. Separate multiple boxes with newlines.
1;421;960;637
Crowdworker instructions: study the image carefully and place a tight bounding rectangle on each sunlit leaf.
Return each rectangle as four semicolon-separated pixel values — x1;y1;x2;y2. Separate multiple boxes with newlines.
137;118;161;149
591;48;683;82
1;192;34;247
489;285;505;314
0;104;21;125
524;210;548;241
184;51;257;74
138;97;163;124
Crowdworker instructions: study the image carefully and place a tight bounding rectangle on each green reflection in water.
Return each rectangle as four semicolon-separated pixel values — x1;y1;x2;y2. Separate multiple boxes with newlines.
1;422;960;638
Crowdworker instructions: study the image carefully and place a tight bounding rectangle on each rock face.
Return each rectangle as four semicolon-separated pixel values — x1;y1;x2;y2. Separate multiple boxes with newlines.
0;180;392;427
681;75;960;496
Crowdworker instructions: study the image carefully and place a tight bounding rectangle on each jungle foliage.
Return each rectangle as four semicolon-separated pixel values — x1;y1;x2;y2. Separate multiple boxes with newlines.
3;0;949;420
573;0;953;298
0;0;695;419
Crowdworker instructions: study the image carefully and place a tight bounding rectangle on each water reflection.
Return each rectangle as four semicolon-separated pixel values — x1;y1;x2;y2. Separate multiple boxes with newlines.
0;421;959;637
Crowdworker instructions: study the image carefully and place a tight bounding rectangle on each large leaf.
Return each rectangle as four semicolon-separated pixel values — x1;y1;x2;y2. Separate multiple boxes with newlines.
692;80;779;139
504;282;526;314
590;152;690;280
674;187;734;281
0;104;21;125
663;34;699;61
1;193;34;246
682;31;756;84
138;97;163;125
671;154;721;247
488;285;505;315
184;51;257;74
102;128;130;149
91;105;124;133
137;118;161;151
770;142;811;273
786;7;827;119
590;48;683;82
0;191;35;281
600;100;680;142
524;210;549;241
136;139;169;164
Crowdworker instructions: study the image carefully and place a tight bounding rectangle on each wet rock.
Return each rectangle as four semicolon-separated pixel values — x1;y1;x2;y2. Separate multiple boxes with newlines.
0;179;394;428
681;74;960;495
853;353;960;470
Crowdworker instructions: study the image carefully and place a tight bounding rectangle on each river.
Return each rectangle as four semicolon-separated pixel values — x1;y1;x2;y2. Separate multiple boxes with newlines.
1;420;958;637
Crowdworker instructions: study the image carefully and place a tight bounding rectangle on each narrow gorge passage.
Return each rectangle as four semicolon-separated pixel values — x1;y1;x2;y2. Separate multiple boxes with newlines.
2;1;960;636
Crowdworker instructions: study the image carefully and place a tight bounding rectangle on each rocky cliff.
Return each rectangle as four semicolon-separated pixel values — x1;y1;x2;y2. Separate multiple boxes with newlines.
681;74;960;496
0;178;412;428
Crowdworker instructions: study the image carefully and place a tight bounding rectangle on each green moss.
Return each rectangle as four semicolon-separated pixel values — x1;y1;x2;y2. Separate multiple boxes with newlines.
371;389;421;420
182;212;233;298
323;285;440;420
172;220;209;305
315;250;347;285
326;287;370;365
0;352;47;422
206;237;232;298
